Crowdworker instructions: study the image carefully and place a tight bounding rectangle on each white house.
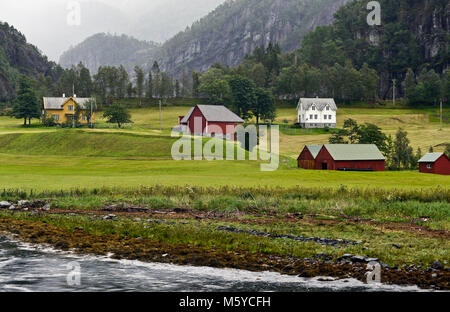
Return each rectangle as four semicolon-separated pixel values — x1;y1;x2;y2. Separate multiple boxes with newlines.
296;98;338;128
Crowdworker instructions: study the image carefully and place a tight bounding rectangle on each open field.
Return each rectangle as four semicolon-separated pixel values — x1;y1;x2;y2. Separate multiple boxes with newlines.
0;104;448;289
0;154;449;191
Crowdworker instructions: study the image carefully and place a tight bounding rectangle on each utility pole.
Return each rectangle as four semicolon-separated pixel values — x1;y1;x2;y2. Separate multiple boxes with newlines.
440;99;443;131
392;79;396;106
159;99;162;131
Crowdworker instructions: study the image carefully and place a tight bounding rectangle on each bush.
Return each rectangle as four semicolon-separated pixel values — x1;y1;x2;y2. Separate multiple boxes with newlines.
43;116;57;127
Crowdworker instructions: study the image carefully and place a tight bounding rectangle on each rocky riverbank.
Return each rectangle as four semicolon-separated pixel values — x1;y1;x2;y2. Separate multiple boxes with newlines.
0;214;448;290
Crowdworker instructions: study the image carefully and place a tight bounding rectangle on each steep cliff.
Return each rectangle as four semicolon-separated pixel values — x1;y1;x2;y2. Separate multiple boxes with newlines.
0;21;54;100
324;0;450;98
59;0;349;76
154;0;350;75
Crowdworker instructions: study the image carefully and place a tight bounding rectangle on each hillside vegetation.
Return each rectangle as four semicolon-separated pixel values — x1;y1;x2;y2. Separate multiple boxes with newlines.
0;22;56;101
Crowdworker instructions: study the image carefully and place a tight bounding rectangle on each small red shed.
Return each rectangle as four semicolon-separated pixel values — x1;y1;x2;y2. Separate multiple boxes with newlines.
418;153;450;175
314;144;385;171
180;105;244;139
297;145;322;169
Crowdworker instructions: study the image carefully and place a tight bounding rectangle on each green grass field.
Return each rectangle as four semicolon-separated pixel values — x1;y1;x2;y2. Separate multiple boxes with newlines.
0;104;448;192
0;104;449;286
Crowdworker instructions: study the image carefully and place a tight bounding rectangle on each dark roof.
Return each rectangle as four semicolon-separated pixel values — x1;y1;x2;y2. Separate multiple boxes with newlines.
324;144;385;161
181;105;244;124
297;98;338;111
43;97;95;110
418;153;445;163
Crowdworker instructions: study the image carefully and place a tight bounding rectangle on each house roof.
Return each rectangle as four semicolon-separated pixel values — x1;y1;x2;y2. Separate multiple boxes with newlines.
180;107;194;124
305;145;323;159
418;153;445;163
324;144;385;161
297;98;337;111
43;97;95;110
181;105;244;124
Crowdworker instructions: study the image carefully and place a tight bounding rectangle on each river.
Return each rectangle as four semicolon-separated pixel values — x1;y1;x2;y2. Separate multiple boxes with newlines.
0;236;427;292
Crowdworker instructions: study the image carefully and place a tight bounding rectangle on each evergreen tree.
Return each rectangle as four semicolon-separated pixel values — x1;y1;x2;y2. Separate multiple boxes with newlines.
134;66;144;105
12;75;41;125
192;71;200;98
403;68;416;104
392;128;414;170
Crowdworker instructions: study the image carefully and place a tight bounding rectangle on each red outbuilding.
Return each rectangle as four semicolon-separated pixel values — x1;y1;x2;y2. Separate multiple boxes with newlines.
179;105;244;139
297;145;322;169
312;144;385;171
418;153;450;175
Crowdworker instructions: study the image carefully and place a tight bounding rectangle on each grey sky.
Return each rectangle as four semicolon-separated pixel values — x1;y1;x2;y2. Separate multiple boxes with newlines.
0;0;225;62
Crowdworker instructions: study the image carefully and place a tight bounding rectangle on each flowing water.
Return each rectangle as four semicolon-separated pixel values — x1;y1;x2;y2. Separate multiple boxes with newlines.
0;236;428;292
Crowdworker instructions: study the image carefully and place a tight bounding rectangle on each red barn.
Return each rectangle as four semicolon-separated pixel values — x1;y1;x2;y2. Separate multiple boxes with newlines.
180;105;244;139
314;144;385;171
297;145;322;169
418;153;450;175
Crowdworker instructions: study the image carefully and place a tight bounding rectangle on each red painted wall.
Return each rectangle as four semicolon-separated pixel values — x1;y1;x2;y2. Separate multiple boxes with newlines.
314;146;385;171
187;106;241;136
187;106;206;134
419;155;450;175
297;147;315;169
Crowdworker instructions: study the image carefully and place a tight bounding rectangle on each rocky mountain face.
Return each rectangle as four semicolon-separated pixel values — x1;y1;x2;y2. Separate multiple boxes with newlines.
154;0;349;75
0;22;54;100
59;0;349;76
59;33;160;73
330;0;449;98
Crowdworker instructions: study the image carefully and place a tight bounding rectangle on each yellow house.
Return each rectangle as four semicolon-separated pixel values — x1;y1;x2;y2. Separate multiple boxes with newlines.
43;95;96;124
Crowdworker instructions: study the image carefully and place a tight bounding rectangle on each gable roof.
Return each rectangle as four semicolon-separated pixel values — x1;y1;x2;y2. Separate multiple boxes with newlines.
297;98;337;112
181;105;244;124
305;145;323;159
180;107;195;124
324;144;385;161
418;153;446;163
43;97;95;110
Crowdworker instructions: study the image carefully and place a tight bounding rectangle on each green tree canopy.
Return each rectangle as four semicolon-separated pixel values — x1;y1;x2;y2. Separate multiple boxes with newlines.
103;103;132;128
12;75;40;125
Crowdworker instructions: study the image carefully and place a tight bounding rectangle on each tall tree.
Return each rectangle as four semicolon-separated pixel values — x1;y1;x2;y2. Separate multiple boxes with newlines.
134;66;144;105
152;61;160;98
392;128;414;170
12;75;41;125
228;75;256;120
192;71;200;98
146;72;153;99
252;88;276;126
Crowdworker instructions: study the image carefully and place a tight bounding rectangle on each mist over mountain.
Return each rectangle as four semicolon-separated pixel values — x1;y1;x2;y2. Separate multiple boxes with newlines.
0;0;226;62
60;0;349;75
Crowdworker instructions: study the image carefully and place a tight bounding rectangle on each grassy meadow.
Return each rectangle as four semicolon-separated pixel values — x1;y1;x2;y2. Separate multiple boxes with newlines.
0;104;448;191
0;103;449;286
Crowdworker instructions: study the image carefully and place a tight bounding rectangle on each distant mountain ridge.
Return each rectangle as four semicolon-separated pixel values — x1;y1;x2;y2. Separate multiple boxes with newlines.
59;33;160;73
59;0;350;75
